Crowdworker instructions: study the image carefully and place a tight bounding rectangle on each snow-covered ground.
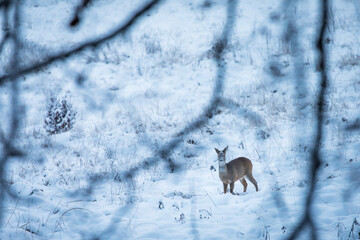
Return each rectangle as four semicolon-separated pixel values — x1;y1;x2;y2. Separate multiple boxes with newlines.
1;0;360;239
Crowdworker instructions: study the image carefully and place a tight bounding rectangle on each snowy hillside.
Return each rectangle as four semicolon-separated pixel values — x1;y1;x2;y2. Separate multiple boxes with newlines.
0;0;359;239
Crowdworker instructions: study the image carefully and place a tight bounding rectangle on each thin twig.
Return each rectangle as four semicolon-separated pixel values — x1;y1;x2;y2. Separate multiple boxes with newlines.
61;207;93;218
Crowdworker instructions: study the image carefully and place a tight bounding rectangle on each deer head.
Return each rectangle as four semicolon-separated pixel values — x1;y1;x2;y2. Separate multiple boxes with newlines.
214;146;228;167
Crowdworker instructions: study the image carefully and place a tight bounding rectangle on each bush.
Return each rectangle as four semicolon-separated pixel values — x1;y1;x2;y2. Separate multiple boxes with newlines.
44;97;77;135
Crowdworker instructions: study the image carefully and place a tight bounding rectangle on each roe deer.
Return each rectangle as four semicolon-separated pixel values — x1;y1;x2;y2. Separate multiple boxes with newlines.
214;146;258;194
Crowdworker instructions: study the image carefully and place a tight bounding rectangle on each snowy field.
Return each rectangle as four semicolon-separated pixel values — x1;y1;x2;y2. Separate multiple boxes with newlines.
0;0;360;239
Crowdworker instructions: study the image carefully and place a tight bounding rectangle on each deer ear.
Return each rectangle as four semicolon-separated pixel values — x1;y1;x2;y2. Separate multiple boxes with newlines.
214;148;220;154
223;146;228;153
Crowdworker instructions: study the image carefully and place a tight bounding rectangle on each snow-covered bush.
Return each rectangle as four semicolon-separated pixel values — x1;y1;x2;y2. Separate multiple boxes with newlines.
44;97;76;135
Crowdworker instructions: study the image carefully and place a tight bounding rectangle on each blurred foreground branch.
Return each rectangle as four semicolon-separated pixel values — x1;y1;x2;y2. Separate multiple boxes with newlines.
286;0;329;239
0;0;161;85
117;0;239;182
94;1;239;238
0;0;162;228
1;0;242;238
0;0;22;226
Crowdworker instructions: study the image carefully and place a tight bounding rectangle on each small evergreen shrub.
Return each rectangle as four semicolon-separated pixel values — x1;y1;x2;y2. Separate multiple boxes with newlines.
44;97;76;135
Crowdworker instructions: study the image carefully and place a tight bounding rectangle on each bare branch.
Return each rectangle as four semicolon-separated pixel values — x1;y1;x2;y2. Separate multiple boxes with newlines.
70;0;93;27
0;0;22;225
286;0;329;239
0;0;162;85
0;0;10;9
0;0;10;56
113;0;239;181
283;0;307;101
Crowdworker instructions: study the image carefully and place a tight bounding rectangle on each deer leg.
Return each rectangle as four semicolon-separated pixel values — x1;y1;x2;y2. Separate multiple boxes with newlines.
230;182;235;194
240;177;248;192
246;174;259;192
223;183;228;194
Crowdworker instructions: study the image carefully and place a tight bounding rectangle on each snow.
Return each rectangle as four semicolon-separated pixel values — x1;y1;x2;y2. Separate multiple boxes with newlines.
1;0;360;239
